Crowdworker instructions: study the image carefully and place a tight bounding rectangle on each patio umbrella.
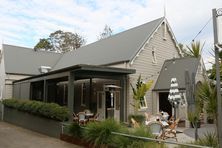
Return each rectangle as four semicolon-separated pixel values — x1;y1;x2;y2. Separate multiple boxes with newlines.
168;78;181;119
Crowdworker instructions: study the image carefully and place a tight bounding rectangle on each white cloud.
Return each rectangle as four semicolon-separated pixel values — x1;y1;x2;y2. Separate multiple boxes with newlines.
0;0;221;68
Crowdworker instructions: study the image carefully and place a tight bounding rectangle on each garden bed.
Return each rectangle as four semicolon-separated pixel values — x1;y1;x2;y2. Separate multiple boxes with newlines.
60;134;91;147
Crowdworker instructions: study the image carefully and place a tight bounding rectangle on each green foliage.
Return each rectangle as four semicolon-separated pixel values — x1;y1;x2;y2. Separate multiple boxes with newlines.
68;122;83;138
130;75;153;109
128;114;145;125
188;112;200;128
193;132;218;147
82;118;123;147
128;126;164;148
130;125;153;138
82;119;165;147
2;99;70;121
34;39;52;51
180;41;204;58
196;81;217;120
34;30;86;53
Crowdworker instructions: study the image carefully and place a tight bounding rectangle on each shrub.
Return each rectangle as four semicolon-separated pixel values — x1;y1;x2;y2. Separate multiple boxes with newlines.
128;114;145;124
193;132;218;147
68;122;83;138
82;118;124;147
2;99;70;121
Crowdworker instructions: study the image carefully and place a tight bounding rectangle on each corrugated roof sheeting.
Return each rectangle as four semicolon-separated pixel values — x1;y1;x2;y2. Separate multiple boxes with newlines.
3;44;62;75
153;57;199;91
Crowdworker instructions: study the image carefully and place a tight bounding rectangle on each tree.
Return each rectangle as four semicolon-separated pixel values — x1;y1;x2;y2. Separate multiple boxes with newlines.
98;25;113;40
208;50;222;80
34;30;86;53
179;41;204;58
130;75;153;110
196;81;217;120
34;39;52;51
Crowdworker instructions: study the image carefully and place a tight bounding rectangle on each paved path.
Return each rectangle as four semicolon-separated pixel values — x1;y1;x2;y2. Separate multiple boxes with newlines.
0;121;82;148
183;124;216;139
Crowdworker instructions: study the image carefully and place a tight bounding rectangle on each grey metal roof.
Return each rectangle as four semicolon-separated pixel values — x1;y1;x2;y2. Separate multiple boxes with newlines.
153;57;200;91
3;44;62;75
52;17;164;71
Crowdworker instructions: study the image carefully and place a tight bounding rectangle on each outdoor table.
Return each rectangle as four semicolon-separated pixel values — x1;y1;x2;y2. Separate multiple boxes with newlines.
85;113;94;119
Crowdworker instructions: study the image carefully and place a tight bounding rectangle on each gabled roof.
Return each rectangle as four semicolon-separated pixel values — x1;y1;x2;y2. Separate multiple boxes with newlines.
52;17;165;70
153;57;200;91
4;17;178;76
3;44;62;75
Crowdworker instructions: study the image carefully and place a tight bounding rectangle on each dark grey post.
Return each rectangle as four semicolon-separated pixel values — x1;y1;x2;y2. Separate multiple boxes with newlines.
68;72;74;113
212;8;222;148
120;76;127;122
43;80;47;102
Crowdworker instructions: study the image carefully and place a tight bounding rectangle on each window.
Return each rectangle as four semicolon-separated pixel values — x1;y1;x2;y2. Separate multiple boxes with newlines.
81;83;86;106
152;47;157;64
163;22;167;40
139;96;147;109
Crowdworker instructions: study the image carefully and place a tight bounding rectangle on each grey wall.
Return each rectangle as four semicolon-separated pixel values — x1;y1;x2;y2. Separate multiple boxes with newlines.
13;82;31;99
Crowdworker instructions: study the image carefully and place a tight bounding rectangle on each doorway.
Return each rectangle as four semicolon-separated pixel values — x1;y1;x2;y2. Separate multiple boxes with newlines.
97;91;120;121
159;92;172;117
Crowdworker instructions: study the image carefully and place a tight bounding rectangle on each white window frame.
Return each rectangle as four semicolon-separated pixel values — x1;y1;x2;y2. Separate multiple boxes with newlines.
139;96;148;110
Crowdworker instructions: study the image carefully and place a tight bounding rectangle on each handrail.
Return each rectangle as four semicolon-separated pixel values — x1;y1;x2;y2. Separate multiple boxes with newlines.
111;131;212;148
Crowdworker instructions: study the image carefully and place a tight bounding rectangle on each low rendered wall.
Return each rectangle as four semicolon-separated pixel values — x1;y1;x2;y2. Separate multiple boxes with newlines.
3;106;62;138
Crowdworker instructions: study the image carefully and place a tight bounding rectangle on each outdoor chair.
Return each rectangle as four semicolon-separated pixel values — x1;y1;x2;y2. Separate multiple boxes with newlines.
162;118;180;141
131;118;140;128
89;112;100;122
84;109;91;114
147;121;163;139
78;112;88;125
72;112;79;123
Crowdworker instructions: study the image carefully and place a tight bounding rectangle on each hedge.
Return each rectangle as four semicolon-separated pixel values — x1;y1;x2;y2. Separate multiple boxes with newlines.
2;99;70;121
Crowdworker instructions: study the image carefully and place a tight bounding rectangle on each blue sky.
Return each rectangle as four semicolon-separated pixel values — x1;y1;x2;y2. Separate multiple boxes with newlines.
0;0;221;68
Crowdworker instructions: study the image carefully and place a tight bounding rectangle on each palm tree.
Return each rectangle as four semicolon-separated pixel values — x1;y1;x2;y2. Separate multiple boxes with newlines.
196;81;217;121
130;75;153;110
180;41;204;58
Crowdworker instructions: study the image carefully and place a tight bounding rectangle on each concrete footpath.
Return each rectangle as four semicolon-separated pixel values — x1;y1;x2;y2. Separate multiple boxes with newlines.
0;121;82;148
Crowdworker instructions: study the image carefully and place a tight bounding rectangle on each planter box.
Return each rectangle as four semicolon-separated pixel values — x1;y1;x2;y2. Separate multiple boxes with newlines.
3;106;62;138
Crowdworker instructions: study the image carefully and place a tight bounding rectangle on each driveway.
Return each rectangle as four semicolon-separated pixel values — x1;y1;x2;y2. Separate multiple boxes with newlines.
0;121;82;148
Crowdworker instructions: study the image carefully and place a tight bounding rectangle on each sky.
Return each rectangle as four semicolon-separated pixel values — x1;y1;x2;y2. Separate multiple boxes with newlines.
0;0;221;69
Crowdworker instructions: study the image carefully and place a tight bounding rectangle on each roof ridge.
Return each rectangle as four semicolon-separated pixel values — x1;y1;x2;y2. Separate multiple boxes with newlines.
3;44;62;55
165;57;198;62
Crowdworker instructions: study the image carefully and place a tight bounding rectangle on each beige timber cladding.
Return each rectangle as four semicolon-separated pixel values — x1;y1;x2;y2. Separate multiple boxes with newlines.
128;23;180;115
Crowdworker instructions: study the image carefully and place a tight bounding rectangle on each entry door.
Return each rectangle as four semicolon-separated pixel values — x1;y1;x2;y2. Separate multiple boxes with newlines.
113;91;120;121
97;91;105;120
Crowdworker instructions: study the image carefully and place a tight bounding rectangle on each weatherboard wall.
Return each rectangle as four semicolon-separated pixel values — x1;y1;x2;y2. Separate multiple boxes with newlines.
127;23;180;115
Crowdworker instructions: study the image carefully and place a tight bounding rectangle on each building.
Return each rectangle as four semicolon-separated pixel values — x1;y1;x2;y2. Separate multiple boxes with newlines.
0;17;206;122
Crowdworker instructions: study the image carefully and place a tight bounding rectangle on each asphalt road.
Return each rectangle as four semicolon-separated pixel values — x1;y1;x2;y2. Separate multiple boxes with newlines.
0;121;82;148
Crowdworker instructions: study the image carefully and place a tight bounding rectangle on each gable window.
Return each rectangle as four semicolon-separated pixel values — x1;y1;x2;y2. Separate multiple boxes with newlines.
81;83;86;106
152;47;157;64
139;96;147;109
